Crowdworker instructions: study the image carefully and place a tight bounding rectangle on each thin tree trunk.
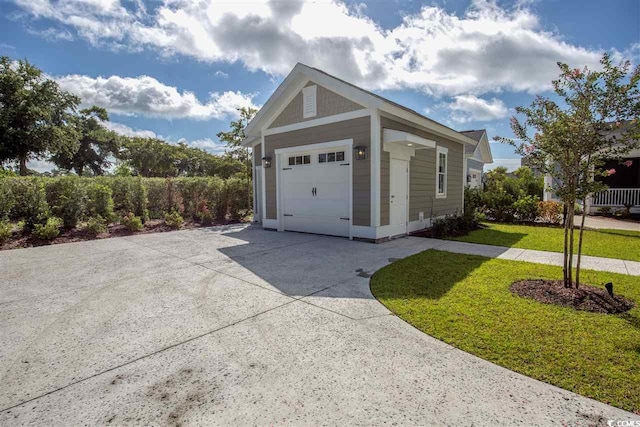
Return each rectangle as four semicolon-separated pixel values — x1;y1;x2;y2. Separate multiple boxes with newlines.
575;199;588;289
563;202;570;287
567;202;575;287
19;157;28;176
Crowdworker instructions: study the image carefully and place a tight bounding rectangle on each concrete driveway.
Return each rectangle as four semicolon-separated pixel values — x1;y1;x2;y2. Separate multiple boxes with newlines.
0;225;633;425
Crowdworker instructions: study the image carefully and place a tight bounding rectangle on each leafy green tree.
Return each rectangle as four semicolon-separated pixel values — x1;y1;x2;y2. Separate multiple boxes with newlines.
0;56;80;175
498;54;640;288
217;106;257;210
50;106;120;176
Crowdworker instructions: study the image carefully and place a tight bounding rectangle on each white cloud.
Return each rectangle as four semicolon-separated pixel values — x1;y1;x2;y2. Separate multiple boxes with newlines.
27;26;74;41
177;137;227;155
214;70;229;78
101;121;157;138
11;0;617;96
448;95;509;123
54;74;258;120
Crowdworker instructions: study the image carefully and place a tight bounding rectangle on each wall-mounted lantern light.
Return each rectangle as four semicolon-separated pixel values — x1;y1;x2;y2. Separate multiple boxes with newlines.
262;156;272;168
354;145;367;161
466;174;471;183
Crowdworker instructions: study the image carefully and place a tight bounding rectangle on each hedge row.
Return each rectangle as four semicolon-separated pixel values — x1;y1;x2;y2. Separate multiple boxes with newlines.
0;176;250;230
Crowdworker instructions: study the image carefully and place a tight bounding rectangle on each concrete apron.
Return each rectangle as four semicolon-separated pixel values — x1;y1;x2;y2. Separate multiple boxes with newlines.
0;225;634;425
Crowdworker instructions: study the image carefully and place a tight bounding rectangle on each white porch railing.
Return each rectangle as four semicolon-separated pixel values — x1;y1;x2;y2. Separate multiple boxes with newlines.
591;188;640;207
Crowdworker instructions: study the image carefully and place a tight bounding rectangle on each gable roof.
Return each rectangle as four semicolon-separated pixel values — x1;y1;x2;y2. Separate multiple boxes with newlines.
242;63;480;147
460;129;493;164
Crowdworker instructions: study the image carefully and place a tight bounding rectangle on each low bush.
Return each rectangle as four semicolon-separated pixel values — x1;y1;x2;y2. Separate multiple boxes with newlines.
46;177;86;228
121;212;143;232
537;201;563;224
0;182;15;220
512;194;539;222
33;217;62;240
195;200;214;225
0;220;11;244
85;216;108;235
164;211;184;229
15;179;49;230
431;210;479;239
87;184;115;222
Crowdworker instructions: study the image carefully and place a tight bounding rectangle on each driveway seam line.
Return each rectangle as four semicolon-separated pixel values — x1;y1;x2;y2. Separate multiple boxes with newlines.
0;298;300;415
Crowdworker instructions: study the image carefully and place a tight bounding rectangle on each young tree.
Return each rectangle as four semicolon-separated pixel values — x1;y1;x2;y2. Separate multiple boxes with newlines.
217;106;258;210
50;106;120;176
0;57;80;175
498;53;640;288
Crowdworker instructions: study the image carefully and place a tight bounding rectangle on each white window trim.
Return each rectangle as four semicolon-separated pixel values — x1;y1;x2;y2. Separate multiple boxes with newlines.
436;146;448;199
302;85;317;119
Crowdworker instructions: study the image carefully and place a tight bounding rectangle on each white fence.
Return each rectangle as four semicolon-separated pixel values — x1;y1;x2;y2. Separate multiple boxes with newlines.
591;188;640;207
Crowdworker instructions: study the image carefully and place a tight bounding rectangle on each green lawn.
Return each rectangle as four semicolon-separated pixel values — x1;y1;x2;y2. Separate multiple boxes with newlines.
370;250;640;413
450;222;640;261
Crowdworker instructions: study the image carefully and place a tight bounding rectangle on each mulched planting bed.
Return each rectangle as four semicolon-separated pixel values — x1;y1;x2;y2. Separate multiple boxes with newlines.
0;218;245;251
510;279;635;314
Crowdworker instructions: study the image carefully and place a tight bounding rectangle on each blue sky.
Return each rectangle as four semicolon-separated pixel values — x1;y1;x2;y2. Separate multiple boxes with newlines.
1;0;638;171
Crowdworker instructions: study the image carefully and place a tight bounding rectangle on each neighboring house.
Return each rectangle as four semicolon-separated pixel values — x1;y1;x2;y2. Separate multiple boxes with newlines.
241;63;480;241
542;125;640;214
460;129;493;188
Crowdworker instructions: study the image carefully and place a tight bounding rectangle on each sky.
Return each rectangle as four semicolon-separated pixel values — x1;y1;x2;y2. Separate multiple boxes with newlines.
1;0;639;172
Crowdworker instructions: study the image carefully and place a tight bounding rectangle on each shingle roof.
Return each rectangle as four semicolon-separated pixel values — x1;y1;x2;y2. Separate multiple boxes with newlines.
460;129;486;154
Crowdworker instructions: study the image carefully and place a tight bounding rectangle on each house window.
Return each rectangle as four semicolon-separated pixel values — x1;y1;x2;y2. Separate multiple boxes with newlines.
302;85;317;118
436;146;448;198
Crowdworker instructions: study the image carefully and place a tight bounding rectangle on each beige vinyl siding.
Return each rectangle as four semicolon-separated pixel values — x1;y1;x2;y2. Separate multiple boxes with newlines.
380;117;464;222
264;116;371;226
269;82;365;129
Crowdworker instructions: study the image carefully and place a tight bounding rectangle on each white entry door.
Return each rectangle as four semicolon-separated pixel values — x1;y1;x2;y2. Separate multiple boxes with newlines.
280;146;350;237
390;158;408;230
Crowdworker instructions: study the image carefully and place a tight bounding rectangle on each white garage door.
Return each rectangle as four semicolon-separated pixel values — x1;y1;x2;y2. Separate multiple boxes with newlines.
280;145;350;237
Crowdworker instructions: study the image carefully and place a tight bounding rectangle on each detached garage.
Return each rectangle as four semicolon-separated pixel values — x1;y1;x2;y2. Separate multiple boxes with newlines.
242;63;480;241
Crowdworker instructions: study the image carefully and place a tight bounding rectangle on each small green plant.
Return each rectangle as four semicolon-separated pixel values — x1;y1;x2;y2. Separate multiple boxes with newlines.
85;216;108;235
33;217;62;240
121;212;143;232
164;211;184;229
597;206;612;216
0;220;12;244
16;220;25;232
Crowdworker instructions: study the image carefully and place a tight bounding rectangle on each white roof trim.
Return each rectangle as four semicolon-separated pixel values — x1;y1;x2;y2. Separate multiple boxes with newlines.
383;129;435;149
476;133;493;163
242;63;480;147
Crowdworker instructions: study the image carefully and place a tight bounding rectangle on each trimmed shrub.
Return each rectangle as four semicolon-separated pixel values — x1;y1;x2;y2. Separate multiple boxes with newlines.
121;212;143;232
130;178;149;222
14;179;49;230
164;211;184;229
145;178;167;219
86;184;115;222
537;201;563;224
106;177;135;214
45;177;86;228
0;181;15;220
85;216;108;235
33;217;62;240
513;194;539;222
195;200;214;225
226;176;249;220
0;220;11;244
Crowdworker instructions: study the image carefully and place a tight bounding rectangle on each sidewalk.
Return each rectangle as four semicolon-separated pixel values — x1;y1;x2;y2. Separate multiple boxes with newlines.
414;238;640;276
577;215;640;232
